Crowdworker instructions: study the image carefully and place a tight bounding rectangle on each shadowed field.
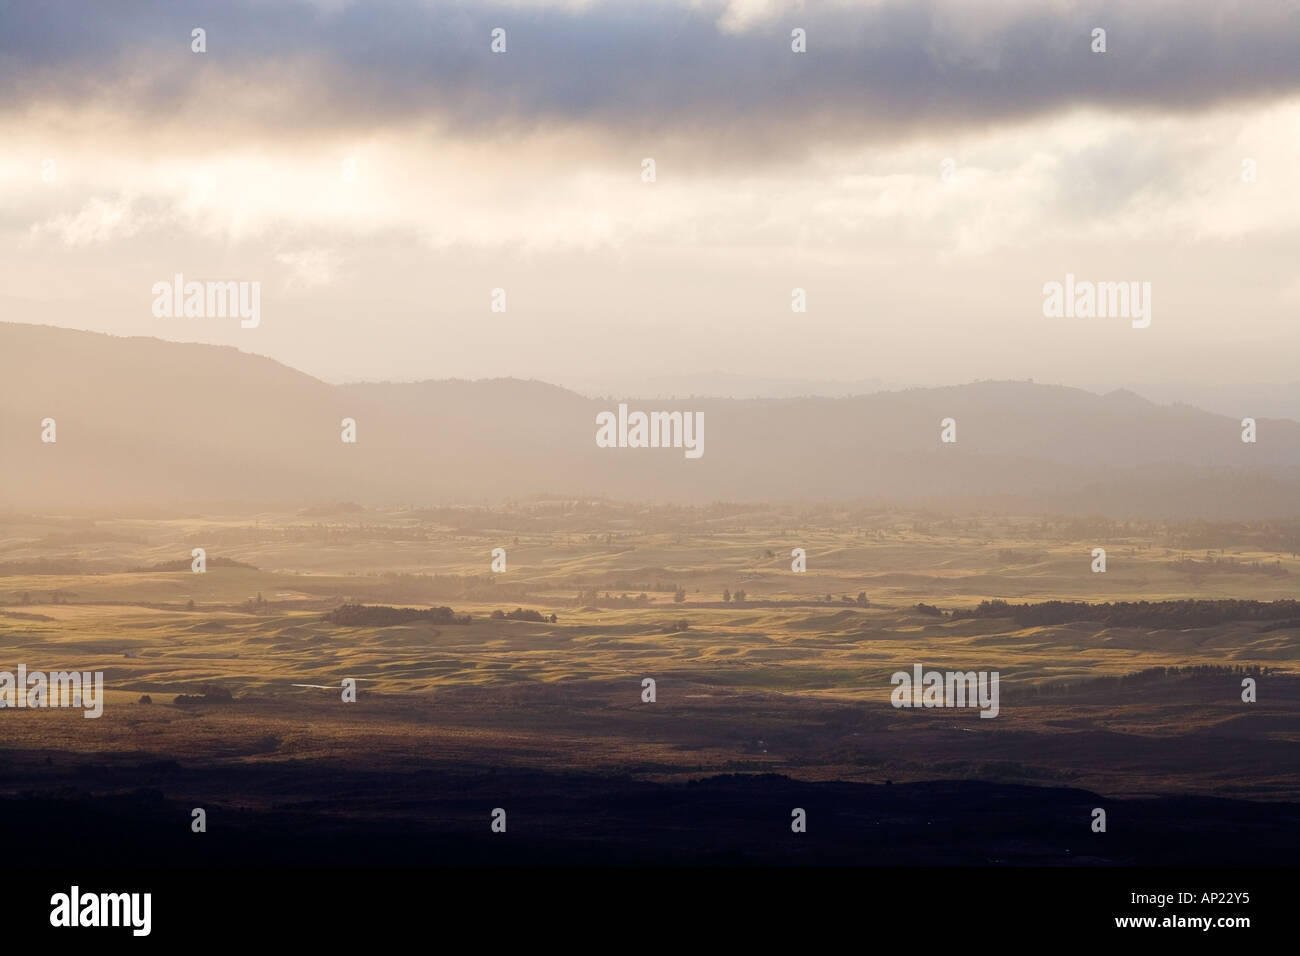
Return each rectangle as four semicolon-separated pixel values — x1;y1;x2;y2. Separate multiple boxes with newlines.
1;505;1297;863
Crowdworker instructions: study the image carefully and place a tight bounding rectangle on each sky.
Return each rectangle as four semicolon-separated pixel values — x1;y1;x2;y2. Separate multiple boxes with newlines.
2;0;1297;392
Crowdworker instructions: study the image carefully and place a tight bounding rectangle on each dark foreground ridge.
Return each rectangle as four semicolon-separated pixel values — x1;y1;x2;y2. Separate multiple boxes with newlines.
2;756;1295;866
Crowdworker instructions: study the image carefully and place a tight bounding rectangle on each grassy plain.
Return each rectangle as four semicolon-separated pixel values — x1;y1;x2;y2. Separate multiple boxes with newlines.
1;505;1295;815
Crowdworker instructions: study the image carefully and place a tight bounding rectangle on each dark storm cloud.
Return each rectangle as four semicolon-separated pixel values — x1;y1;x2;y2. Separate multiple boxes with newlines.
3;0;1298;147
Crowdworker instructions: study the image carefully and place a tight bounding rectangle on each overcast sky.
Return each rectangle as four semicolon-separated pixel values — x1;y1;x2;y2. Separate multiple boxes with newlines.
2;0;1297;391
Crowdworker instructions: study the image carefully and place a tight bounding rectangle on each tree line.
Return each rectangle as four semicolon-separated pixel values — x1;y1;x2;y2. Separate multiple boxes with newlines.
951;598;1300;628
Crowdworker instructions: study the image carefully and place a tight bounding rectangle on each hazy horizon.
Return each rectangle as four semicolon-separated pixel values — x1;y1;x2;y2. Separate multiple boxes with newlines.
6;320;1300;424
2;320;1296;517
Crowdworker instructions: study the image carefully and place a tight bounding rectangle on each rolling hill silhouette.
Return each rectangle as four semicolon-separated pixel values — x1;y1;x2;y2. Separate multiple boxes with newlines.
2;322;1295;516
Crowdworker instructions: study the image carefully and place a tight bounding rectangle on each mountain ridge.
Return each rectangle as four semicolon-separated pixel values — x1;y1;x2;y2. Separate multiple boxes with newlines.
1;322;1295;517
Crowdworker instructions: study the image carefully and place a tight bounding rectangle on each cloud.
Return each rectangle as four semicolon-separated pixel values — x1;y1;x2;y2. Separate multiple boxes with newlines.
276;247;341;287
29;196;156;245
9;95;1298;256
2;0;1297;160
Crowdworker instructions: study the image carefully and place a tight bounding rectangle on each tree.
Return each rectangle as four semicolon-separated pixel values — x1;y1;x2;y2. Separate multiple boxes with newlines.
734;589;746;605
723;589;731;603
673;587;686;604
857;591;869;607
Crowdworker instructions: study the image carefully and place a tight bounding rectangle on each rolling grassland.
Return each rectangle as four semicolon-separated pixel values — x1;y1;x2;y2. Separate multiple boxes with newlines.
1;506;1296;863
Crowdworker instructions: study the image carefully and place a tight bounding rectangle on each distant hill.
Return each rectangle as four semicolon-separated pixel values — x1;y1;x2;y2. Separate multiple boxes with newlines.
1;322;1296;517
1118;382;1300;422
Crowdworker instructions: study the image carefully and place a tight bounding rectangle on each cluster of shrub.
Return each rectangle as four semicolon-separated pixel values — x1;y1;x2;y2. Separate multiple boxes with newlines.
1167;555;1288;577
173;684;235;706
602;577;681;593
1162;518;1300;553
490;607;557;623
129;556;257;572
12;590;75;604
324;603;471;626
1029;664;1275;697
575;589;654;607
951;598;1300;628
241;592;270;613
